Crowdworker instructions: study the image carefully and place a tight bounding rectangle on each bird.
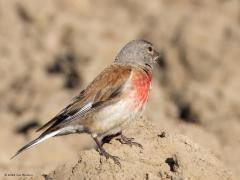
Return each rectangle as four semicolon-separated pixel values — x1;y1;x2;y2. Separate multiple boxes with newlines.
11;40;160;166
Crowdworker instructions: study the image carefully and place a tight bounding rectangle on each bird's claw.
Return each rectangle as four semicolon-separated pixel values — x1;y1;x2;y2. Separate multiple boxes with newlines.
117;134;143;149
98;148;121;167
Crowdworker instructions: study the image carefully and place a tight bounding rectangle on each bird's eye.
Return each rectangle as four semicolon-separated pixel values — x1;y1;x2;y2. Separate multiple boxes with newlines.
148;46;153;53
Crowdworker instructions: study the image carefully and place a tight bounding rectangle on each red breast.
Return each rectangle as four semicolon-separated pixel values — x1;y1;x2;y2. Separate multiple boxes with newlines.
132;68;152;109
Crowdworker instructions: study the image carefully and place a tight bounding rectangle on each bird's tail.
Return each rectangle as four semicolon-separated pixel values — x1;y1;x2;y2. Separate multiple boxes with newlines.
11;130;61;159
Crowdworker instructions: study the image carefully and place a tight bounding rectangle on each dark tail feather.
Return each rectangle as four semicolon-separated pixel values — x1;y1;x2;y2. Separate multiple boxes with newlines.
35;118;56;132
10;138;41;159
11;130;61;159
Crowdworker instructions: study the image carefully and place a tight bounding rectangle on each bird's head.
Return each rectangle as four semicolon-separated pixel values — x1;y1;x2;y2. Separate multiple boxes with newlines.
114;40;161;71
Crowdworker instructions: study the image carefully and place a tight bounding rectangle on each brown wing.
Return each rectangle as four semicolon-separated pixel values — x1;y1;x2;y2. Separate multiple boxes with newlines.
36;64;132;133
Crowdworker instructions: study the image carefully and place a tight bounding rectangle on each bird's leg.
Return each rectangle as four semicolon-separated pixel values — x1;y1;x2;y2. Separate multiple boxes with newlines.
92;136;121;167
102;132;121;144
116;132;143;149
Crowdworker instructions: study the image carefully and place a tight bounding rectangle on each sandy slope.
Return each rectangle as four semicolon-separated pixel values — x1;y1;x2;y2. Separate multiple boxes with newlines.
45;118;233;180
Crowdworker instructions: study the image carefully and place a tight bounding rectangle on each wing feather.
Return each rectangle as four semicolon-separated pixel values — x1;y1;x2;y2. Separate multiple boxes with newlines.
36;64;132;133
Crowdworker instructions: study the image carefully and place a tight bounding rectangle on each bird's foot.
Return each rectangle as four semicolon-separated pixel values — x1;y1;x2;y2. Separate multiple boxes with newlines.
93;136;121;166
98;147;121;167
117;134;143;149
102;132;121;144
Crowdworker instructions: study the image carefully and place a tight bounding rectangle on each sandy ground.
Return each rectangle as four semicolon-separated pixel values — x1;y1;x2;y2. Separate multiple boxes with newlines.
0;0;240;179
45;118;232;180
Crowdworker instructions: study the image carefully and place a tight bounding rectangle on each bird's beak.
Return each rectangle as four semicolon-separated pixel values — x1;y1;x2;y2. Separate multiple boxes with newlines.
153;50;161;63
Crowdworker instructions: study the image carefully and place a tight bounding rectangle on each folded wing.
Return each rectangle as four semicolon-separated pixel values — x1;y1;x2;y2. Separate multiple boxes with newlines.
36;64;133;134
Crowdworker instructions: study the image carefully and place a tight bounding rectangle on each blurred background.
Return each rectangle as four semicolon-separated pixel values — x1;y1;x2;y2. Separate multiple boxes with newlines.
0;0;239;178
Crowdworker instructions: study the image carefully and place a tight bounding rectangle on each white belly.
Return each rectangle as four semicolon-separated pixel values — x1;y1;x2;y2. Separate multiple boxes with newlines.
92;97;140;137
